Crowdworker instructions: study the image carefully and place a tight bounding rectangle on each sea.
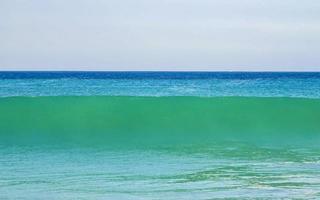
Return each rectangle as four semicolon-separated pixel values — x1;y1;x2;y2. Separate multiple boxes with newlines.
0;72;319;199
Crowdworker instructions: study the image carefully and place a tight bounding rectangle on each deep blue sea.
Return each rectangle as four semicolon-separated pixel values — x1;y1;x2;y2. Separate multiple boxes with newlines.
0;71;319;98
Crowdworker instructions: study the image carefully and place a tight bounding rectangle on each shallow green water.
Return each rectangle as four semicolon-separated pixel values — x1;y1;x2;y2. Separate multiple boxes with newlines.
1;96;320;146
0;96;320;199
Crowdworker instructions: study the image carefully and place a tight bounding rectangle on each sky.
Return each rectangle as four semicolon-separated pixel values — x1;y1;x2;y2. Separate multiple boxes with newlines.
0;0;320;71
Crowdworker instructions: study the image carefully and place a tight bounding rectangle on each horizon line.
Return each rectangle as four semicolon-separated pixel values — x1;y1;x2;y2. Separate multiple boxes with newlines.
0;70;320;73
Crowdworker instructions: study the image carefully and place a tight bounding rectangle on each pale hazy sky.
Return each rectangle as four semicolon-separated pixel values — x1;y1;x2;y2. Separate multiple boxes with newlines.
1;0;320;71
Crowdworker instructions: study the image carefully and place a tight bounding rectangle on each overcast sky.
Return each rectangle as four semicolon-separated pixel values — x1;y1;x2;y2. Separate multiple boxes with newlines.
1;0;320;71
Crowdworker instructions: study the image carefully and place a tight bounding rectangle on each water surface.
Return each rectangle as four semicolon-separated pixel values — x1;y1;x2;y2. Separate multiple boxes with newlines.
0;72;319;199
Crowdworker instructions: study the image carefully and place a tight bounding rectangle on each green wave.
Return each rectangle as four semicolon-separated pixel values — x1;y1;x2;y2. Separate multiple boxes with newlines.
0;96;319;146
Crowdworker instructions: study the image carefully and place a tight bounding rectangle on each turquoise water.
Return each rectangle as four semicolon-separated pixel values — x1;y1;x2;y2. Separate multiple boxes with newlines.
0;72;320;199
1;72;320;98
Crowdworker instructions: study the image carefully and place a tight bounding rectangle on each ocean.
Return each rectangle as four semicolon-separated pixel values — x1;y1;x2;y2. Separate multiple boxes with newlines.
0;72;319;199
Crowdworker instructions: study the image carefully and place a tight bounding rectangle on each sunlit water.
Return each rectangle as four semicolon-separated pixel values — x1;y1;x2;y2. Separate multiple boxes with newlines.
1;144;320;199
